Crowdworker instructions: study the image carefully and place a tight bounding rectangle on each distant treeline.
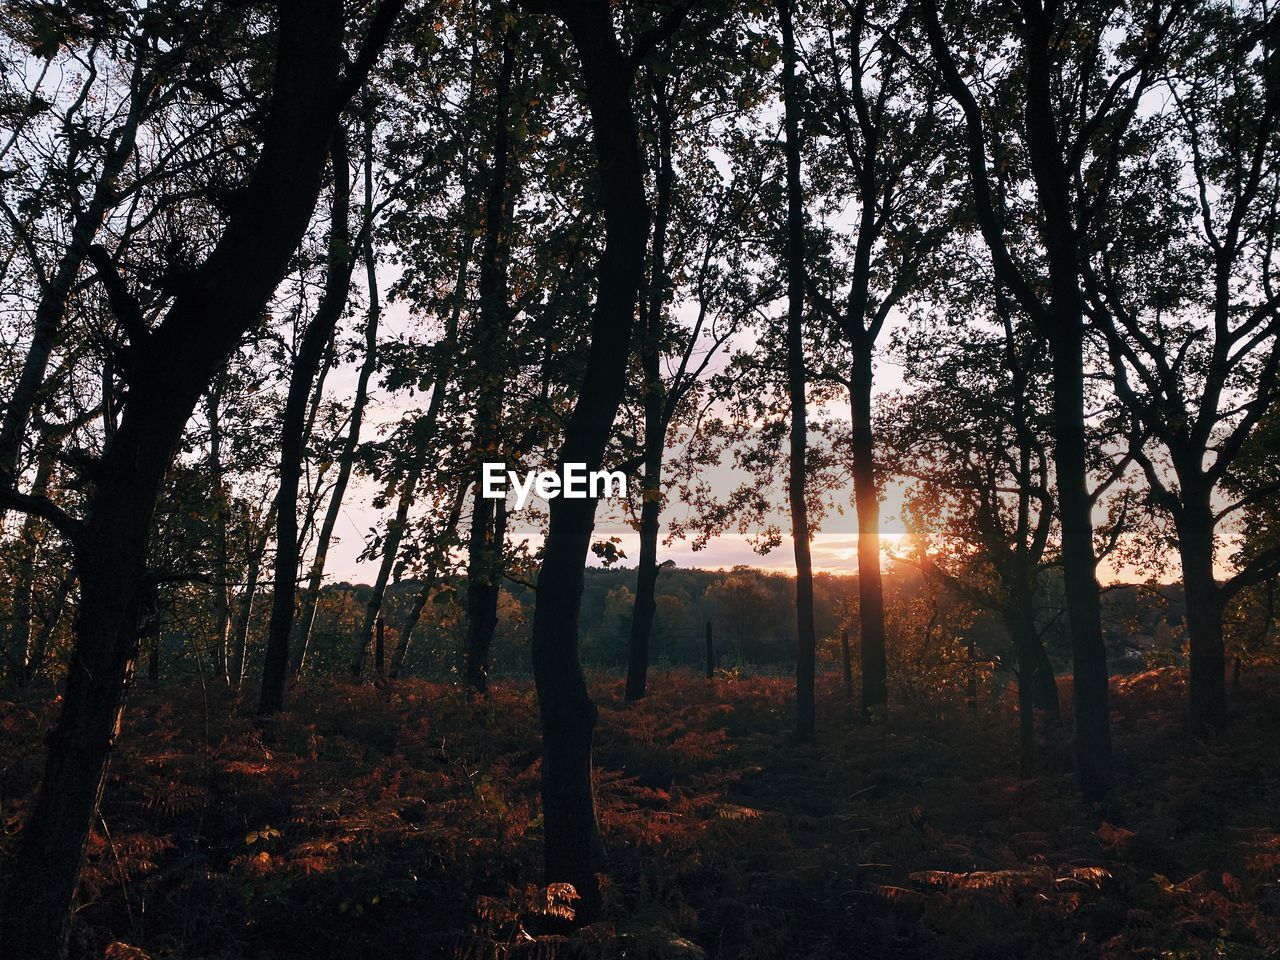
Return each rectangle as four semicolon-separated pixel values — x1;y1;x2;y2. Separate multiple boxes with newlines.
230;564;1192;684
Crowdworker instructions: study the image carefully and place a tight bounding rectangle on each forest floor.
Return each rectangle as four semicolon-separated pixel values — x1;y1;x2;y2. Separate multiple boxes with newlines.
2;666;1278;960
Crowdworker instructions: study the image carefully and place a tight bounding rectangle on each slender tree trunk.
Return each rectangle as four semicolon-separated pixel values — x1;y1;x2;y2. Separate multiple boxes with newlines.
259;130;354;715
1047;331;1112;799
389;487;466;678
462;28;519;697
207;381;232;682
530;0;650;923
1007;598;1048;776
850;352;887;711
348;459;425;677
1178;496;1227;724
291;224;381;673
6;448;55;683
1022;15;1112;800
24;568;73;686
841;631;853;698
228;500;277;690
625;78;673;704
705;621;715;678
779;0;817;742
140;583;161;686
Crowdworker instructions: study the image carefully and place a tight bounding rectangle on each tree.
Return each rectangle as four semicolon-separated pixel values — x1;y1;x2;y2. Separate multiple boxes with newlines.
522;0;677;923
919;0;1190;799
882;280;1064;774
801;0;950;715
0;3;405;953
777;0;817;740
1085;0;1280;723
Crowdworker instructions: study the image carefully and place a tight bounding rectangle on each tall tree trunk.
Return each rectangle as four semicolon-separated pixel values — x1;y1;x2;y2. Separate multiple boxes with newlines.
6;447;55;683
919;0;1112;801
1047;330;1112;800
530;0;650;923
260;129;355;715
625;77;673;704
389;484;466;679
291;124;383;676
228;499;277;690
1022;15;1112;801
463;28;518;697
24;568;74;686
779;0;817;742
207;380;232;682
1178;494;1227;724
850;351;887;711
1006;596;1052;776
0;6;367;951
348;458;425;677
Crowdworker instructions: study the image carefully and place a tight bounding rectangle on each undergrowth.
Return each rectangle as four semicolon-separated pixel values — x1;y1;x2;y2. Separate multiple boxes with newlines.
1;667;1277;959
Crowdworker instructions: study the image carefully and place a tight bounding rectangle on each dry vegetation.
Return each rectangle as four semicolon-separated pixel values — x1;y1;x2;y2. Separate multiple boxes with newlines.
3;668;1277;960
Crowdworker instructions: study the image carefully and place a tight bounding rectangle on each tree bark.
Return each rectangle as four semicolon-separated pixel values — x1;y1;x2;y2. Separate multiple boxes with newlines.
851;351;887;711
625;77;673;704
5;446;55;683
779;0;817;742
260;128;354;715
290;128;383;677
228;499;277;691
207;380;232;683
0;6;393;952
1178;495;1227;724
530;0;650;924
463;27;518;697
389;484;466;678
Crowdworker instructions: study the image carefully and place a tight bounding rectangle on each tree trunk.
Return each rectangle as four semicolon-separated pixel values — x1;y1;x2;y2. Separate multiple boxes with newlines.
841;631;853;698
290;137;383;676
260;129;354;715
705;621;715;678
207;380;232;682
6;447;55;683
463;28;518;697
0;8;370;950
1178;499;1227;724
1006;598;1049;776
531;0;650;924
850;351;887;711
228;499;277;690
1048;330;1112;800
1021;14;1112;800
24;568;73;686
779;0;817;742
625;77;673;704
389;485;466;679
140;583;161;686
348;459;425;678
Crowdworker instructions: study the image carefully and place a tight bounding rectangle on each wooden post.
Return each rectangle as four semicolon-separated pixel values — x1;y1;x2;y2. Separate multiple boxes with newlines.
375;614;385;675
842;631;853;698
705;622;715;679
